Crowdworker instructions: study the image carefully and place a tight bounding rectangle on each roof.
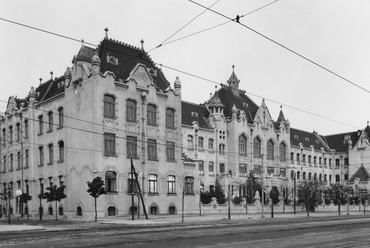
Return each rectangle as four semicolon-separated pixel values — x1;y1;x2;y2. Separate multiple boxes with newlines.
97;38;170;91
76;45;95;63
36;76;65;103
349;165;370;182
323;131;358;152
290;128;328;151
217;85;259;123
181;101;212;130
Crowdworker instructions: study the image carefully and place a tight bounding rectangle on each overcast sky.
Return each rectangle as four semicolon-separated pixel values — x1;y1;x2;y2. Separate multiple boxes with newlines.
1;0;370;135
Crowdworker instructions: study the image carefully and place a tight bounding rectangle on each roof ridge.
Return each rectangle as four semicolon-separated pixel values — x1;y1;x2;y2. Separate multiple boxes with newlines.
182;100;206;106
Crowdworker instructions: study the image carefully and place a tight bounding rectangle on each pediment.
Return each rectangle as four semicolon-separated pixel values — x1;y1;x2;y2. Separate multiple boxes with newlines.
254;101;273;126
127;63;153;88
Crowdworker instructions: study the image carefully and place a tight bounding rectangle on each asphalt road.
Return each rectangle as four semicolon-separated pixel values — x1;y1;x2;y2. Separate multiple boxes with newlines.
1;216;370;248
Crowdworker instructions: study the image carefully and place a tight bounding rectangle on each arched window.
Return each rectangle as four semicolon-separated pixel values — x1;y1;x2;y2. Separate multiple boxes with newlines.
169;206;176;215
296;153;300;164
267;140;274;160
150;206;158;215
48;206;53;215
253;137;261;156
291;171;295;179
167;175;176;194
239;134;248;156
59;206;64;216
198;137;204;150
297;171;300;180
108;206;116;216
303;172;306;180
208;139;214;151
290;152;294;162
279;143;287;161
126;99;137;122
77;206;83;216
308;173;312;181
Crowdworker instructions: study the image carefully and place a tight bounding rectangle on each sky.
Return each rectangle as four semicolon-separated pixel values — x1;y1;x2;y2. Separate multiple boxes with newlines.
1;0;370;135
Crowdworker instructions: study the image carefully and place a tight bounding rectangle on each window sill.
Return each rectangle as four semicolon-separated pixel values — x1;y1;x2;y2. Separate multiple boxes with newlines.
198;149;204;152
57;126;64;130
16;168;21;171
38;164;44;167
47;130;53;133
104;116;116;120
165;127;176;130
24;166;29;169
185;193;195;196
57;160;64;164
106;191;118;195
47;163;53;166
148;158;159;162
209;174;215;177
166;160;177;163
208;151;214;154
148;193;159;196
127;156;139;159
38;133;43;136
167;193;177;196
187;148;194;151
104;154;118;157
199;173;204;176
9;169;13;172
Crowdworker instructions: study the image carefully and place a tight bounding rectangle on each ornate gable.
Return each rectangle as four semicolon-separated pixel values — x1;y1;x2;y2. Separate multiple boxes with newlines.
254;99;273;128
349;165;370;182
127;63;154;89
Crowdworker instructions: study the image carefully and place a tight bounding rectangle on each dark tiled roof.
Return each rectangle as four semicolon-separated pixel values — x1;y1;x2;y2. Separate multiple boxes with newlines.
276;109;286;123
97;39;170;91
290;128;328;150
182;101;211;129
36;76;65;103
324;131;358;152
217;85;259;123
349;165;370;182
76;45;95;63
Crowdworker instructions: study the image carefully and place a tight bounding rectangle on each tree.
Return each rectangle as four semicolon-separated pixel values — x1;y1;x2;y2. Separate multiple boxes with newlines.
0;186;12;224
87;177;106;222
297;180;324;216
329;183;349;215
213;177;225;204
43;185;67;220
19;192;32;220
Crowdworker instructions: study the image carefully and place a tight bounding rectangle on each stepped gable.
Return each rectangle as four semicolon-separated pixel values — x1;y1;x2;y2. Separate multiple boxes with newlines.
349;165;370;182
97;38;170;91
324;131;358;152
217;85;259;123
290;128;328;151
182;101;211;129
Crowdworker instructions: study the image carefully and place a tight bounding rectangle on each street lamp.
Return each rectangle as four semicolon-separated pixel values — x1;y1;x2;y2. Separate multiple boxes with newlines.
14;107;24;218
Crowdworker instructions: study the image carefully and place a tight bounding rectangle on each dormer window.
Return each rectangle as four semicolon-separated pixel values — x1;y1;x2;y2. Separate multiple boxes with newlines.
191;112;198;118
242;103;248;107
294;135;298;139
315;140;319;144
305;138;309;142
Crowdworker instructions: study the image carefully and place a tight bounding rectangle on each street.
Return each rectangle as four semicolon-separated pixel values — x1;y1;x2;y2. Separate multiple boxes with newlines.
1;215;370;247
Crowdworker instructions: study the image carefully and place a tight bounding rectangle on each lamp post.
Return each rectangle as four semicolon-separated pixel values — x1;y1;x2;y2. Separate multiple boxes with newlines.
14;107;24;218
293;177;296;215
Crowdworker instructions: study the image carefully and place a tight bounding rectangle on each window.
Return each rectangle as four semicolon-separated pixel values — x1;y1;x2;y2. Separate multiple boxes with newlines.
303;172;306;180
199;161;204;175
104;95;115;119
104;133;116;156
308;173;312;181
126;99;137;122
280;168;286;177
208;139;214;151
335;159;340;166
319;157;322;165
108;207;116;216
291;171;295;179
48;177;53;187
344;158;349;166
17;152;21;170
187;135;193;149
308;155;312;164
38;115;43;134
2;128;6;146
324;174;327;181
335;175;340;182
3;156;6;172
267;166;274;175
219;163;225;174
105;171;117;192
324;158;327;165
166;141;175;161
58;108;64;128
267;140;274;160
198;137;204;150
127;173;138;194
185;177;194;194
239;163;247;177
147;139;157;160
296;153;300;164
239;134;248;156
254;165;261;175
253;137;261;156
147;104;157;126
279;143;287;161
290;152;294;162
148;174;158;194
313;173;317;180
303;154;306;163
59;176;64;186
58;141;64;162
167;176;176;194
10;154;13;171
329;175;332;182
314;156;317;165
166;108;175;129
24;119;29;138
9;126;13;143
48;112;53;132
127;136;137;158
209;162;214;176
16;123;20;141
48;144;53;164
40;179;44;195
329;159;332;167
219;144;225;155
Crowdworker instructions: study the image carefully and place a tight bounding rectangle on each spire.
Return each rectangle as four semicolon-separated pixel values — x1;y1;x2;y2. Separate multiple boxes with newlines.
104;27;109;39
209;91;224;108
277;105;286;123
227;65;240;89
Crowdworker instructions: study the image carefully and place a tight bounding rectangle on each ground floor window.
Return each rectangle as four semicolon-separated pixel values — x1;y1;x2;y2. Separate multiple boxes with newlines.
77;206;83;216
150;206;158;215
130;206;137;215
108;206;116;216
169;206;176;215
48;206;53;215
59;207;64;216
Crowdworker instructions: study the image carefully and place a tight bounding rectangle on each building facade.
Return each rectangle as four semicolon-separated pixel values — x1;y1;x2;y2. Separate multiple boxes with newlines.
1;35;370;218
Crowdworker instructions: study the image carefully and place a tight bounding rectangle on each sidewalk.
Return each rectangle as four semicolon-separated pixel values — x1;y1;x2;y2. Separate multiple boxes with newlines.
0;210;368;232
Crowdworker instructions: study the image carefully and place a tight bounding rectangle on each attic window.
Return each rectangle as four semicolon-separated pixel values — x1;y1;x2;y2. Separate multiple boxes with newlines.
294;135;298;139
315;140;319;144
243;103;248;108
191;112;198;118
305;138;309;142
148;68;157;76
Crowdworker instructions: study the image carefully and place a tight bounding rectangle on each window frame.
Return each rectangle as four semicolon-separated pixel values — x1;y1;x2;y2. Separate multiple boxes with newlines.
253;137;261;156
185;176;194;194
104;95;116;119
167;175;176;194
126;99;137;122
166;141;175;161
105;171;117;193
104;133;116;156
147;104;157;126
127;136;138;158
239;134;248;156
165;108;175;129
148;174;158;194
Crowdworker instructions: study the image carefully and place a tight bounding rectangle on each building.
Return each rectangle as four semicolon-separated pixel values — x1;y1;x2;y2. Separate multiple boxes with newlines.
1;34;370;218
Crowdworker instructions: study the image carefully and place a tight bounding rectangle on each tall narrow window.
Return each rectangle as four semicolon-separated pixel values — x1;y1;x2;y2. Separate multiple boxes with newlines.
147;104;157;126
126;99;137;122
58;141;64;162
104;133;116;156
267;166;274;175
198;137;204;150
16;123;20;141
128;173;138;194
167;175;176;194
48;112;53;132
219;144;225;155
3;156;6;172
239;134;248;156
166;141;175;161
219;163;225;174
25;150;29;168
2;128;6;146
279;142;287;161
267;139;274;160
104;95;115;119
127;136;137;158
165;108;175;129
24;119;29;138
58;108;64;128
239;163;247;177
208;139;214;151
17;152;21;170
253;137;261;156
48;144;53;164
148;174;158;194
9;126;13;143
185;177;194;194
199;161;204;175
187;135;193;149
209;162;214;176
105;171;117;192
38;115;43;135
10;154;13;171
147;139;157;160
